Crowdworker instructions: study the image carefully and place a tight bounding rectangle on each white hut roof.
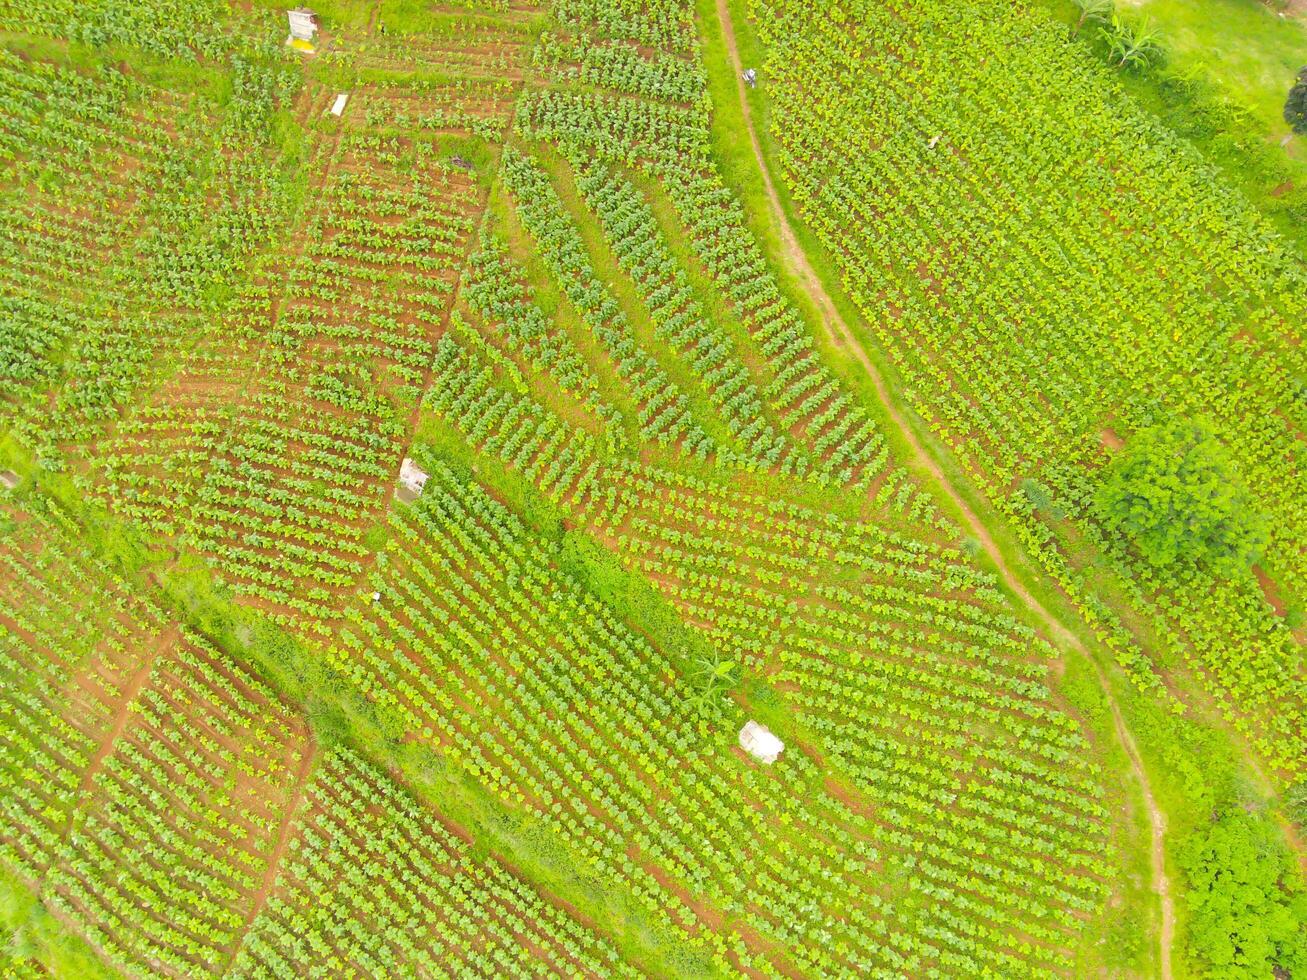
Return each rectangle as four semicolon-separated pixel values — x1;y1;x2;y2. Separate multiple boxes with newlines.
287;8;318;41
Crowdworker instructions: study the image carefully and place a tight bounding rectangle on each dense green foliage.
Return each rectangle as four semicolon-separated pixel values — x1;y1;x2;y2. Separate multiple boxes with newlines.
1286;67;1307;136
1093;419;1269;573
1289;779;1307;826
1179;810;1307;977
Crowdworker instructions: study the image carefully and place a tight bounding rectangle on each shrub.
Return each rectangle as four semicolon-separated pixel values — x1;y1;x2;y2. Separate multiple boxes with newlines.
1178;810;1307;978
1284;67;1307;137
1093;419;1269;574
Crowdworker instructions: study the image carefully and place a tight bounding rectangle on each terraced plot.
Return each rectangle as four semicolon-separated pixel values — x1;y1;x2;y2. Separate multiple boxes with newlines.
0;495;655;978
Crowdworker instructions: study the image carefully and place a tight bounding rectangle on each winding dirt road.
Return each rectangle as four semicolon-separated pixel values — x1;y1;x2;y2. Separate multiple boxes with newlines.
713;1;1174;974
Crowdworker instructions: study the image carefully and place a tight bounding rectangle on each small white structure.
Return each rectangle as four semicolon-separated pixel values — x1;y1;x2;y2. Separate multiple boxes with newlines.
330;92;349;117
742;67;757;89
286;7;318;53
396;457;429;502
739;720;783;764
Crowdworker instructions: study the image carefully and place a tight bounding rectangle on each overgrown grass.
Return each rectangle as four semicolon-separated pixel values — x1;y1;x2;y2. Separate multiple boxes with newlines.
0;29;230;97
1122;0;1306;134
0;869;119;979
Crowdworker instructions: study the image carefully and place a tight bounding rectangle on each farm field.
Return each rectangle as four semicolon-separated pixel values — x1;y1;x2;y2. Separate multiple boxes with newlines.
0;0;1303;977
1063;0;1307;251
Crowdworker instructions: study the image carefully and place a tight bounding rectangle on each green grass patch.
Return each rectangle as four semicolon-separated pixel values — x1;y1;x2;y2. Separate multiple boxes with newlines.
0;870;120;979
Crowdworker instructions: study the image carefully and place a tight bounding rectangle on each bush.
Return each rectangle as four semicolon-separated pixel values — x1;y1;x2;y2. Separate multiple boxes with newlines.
1178;810;1307;978
1288;780;1307;827
1020;477;1066;520
1284;67;1307;137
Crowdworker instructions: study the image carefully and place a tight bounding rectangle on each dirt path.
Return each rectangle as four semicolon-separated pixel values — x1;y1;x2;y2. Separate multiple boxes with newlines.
714;1;1173;975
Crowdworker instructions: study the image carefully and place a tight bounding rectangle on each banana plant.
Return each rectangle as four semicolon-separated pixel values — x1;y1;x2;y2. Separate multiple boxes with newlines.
1104;16;1163;71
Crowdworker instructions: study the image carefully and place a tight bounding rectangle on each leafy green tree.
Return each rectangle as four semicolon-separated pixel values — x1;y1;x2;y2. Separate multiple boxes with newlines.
1179;811;1307;978
1093;419;1269;573
1284;67;1307;137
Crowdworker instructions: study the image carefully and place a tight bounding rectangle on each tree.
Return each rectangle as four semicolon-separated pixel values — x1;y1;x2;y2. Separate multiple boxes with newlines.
1284;67;1307;138
1070;0;1113;37
1093;419;1269;573
1179;811;1307;978
1105;16;1163;71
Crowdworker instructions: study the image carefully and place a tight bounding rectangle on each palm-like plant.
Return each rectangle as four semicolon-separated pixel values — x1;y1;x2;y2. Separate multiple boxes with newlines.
1105;16;1163;71
690;652;738;714
1070;0;1113;37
